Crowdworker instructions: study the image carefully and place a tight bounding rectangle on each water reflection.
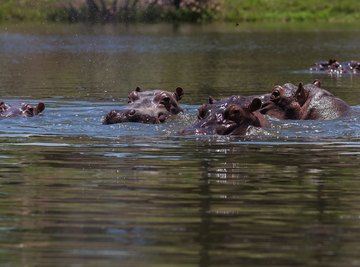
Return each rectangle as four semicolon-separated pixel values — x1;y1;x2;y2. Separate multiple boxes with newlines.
0;135;360;266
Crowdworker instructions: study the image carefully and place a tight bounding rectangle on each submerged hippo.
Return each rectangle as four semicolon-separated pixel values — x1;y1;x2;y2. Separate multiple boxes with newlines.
182;94;270;135
0;102;45;118
260;80;354;120
103;87;184;124
310;59;360;74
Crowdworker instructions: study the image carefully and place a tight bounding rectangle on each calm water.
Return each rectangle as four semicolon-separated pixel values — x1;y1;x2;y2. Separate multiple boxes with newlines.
1;22;360;267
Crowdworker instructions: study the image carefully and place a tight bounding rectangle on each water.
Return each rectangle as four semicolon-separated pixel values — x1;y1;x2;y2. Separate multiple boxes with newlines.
1;22;360;267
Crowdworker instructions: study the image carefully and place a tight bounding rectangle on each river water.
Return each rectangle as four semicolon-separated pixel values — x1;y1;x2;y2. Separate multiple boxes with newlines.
0;22;360;267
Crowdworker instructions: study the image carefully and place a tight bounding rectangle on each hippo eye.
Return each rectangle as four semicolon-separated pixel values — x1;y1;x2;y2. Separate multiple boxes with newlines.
229;109;241;121
160;97;171;110
160;96;170;105
224;105;241;121
272;90;280;98
129;110;136;116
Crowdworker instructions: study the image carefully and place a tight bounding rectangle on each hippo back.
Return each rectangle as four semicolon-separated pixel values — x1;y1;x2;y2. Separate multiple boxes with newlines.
300;83;353;120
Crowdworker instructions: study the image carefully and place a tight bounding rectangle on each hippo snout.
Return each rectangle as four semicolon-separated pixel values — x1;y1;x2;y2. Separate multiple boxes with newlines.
103;109;162;124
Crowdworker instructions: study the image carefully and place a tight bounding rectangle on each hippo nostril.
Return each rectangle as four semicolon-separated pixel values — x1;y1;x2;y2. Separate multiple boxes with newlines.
158;113;166;123
173;107;184;115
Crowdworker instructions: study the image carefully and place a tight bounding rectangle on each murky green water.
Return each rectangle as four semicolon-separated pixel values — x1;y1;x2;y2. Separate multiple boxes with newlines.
1;22;360;267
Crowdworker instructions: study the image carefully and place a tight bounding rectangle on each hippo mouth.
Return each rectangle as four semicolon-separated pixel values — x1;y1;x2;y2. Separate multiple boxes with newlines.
215;122;237;135
102;109;167;125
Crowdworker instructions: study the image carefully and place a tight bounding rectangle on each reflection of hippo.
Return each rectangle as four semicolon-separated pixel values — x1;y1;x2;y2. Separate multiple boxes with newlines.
103;87;184;124
182;94;270;135
260;80;354;120
310;59;360;74
0;102;45;118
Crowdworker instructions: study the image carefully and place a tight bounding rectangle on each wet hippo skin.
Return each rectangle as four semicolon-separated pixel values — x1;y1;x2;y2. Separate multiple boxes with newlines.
260;80;355;120
182;94;270;135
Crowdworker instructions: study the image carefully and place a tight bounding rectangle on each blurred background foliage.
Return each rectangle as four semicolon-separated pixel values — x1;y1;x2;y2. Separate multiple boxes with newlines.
1;0;360;23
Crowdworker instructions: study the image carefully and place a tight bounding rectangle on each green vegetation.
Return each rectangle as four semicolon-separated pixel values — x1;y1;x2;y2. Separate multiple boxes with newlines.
0;0;58;22
1;0;360;23
223;0;360;22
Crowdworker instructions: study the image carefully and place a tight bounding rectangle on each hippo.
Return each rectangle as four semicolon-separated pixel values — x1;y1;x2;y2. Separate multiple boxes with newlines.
310;59;360;74
103;87;184;124
260;80;354;120
182;94;270;135
0;102;45;118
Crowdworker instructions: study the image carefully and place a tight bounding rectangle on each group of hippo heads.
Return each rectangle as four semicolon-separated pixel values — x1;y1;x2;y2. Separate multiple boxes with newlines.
3;58;358;137
183;80;355;135
0;101;45;118
100;78;356;136
310;59;360;74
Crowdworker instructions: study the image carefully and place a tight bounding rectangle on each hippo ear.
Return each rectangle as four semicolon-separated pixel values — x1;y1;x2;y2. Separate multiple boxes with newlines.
135;87;141;92
247;98;262;112
35;103;45;114
174;87;184;101
198;104;208;119
208;96;216;104
313;79;321;87
295;83;307;107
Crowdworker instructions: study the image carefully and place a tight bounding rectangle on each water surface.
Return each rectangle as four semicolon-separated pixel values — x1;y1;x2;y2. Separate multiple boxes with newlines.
0;22;360;267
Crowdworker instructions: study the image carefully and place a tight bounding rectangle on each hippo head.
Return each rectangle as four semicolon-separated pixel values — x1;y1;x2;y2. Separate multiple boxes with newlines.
216;98;267;135
320;59;340;70
103;87;184;124
128;87;183;108
349;60;360;72
151;87;184;115
103;108;164;124
0;102;45;118
260;82;315;120
21;102;45;117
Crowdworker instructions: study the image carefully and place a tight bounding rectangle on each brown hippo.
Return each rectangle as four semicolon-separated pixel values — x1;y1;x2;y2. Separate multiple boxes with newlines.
0;102;45;118
260;80;355;120
182;94;270;135
103;87;184;124
310;59;360;74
